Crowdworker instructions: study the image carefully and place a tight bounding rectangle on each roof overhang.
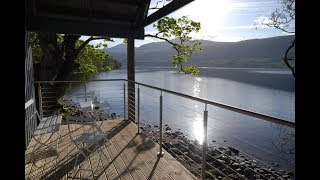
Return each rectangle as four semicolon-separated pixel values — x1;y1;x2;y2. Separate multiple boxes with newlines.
25;0;194;39
144;0;194;27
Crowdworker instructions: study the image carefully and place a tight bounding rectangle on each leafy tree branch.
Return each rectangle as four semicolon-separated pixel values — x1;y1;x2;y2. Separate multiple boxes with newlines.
30;32;117;81
146;16;202;75
255;0;295;77
144;34;175;46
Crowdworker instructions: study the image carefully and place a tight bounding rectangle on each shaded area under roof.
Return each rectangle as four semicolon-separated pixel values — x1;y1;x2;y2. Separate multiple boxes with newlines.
25;0;194;39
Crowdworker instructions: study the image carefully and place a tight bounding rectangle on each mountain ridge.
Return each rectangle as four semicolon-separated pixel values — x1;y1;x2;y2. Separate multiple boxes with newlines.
106;35;295;68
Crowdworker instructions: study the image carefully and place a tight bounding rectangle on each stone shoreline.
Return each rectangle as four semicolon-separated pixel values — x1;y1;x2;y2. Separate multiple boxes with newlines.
139;123;295;180
57;98;295;180
57;98;121;120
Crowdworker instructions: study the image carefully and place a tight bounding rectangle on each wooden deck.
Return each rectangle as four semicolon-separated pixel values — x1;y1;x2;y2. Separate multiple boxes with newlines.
25;119;198;180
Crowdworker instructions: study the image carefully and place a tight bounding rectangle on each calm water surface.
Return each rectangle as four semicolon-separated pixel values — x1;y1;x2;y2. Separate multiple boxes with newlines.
69;67;295;172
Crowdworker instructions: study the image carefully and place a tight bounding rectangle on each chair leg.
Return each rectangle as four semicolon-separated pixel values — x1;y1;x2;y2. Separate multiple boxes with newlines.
29;138;46;167
71;144;91;179
56;132;63;156
28;142;38;165
33;133;58;157
89;144;107;177
57;131;63;144
70;153;80;179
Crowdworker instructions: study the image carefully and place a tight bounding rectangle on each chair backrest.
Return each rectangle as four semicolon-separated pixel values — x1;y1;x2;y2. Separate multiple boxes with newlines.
65;116;96;126
25;98;41;132
26;98;62;136
65;115;106;141
26;98;39;147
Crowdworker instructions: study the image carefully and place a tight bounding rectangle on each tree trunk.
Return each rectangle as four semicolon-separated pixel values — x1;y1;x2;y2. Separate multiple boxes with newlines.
37;32;61;81
283;39;295;77
37;33;81;116
55;35;81;81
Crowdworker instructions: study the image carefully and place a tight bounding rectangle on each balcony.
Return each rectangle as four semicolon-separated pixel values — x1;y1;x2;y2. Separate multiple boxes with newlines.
25;119;197;179
25;79;295;179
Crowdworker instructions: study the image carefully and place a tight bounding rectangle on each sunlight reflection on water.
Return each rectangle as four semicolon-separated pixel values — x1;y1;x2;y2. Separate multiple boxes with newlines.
193;77;202;97
192;77;204;143
193;114;204;144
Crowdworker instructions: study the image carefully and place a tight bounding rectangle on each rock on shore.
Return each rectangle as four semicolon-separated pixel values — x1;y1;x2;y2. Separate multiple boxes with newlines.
139;123;295;180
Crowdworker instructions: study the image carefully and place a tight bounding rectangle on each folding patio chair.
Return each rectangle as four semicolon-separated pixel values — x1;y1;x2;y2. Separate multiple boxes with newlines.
65;115;110;179
26;98;62;167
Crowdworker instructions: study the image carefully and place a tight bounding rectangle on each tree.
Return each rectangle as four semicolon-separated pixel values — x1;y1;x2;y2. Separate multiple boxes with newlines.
255;0;295;77
76;40;120;73
30;32;121;112
145;16;202;75
30;32;114;81
32;16;201;81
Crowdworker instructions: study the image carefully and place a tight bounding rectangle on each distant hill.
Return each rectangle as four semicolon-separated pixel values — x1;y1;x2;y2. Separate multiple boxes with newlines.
106;35;295;68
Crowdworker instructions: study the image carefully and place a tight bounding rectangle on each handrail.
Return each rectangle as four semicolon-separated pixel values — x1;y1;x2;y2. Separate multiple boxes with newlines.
25;98;35;109
33;79;295;128
131;80;295;128
33;79;126;83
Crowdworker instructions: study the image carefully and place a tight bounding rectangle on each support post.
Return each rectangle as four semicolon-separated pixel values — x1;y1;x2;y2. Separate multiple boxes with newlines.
137;85;140;134
84;81;87;102
123;81;126;120
158;91;164;157
201;104;208;180
127;38;135;122
38;84;43;119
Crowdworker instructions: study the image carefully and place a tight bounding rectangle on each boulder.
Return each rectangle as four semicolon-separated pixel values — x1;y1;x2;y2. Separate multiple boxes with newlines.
243;167;255;177
228;146;240;155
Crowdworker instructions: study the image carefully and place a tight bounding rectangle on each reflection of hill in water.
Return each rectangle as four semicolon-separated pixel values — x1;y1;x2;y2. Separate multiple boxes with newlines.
130;67;295;92
106;35;295;68
199;68;295;92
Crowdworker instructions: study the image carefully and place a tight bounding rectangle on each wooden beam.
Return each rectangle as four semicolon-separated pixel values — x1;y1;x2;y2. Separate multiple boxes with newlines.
144;0;194;26
135;0;151;27
26;17;145;39
127;38;135;122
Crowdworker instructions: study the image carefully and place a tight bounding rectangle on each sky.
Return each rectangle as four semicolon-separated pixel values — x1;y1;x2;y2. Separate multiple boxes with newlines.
82;0;294;48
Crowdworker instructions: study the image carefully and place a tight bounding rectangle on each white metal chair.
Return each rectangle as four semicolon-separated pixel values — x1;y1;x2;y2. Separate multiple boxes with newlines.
26;99;62;167
75;91;96;103
65;115;109;179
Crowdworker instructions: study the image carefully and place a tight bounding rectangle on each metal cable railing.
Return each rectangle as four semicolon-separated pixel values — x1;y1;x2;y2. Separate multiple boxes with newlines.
141;94;292;162
129;81;295;179
161;95;287;145
33;79;295;180
36;80;126;119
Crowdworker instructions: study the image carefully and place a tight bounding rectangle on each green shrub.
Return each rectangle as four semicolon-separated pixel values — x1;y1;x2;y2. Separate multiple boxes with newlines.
181;65;199;75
